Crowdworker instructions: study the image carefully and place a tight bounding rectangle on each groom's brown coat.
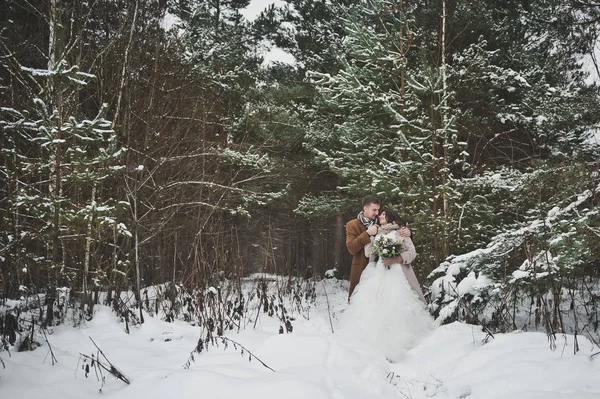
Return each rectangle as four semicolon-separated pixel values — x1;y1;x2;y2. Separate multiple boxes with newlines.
346;219;372;299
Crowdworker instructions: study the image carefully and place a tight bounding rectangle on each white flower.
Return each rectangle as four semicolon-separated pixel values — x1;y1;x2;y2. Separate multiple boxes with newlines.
382;249;388;254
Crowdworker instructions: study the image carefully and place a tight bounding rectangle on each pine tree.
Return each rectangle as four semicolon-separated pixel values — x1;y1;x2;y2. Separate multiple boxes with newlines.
1;62;127;320
425;0;600;331
299;0;600;311
296;0;465;269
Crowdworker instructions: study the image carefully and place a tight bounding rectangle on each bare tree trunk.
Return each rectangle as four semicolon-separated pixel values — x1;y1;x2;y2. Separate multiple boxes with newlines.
399;0;405;109
107;222;117;305
334;214;344;273
134;179;142;321
399;0;410;210
46;0;66;327
441;0;450;260
83;183;97;300
48;0;65;83
125;171;144;323
311;222;321;277
11;149;22;292
173;231;177;284
113;0;139;128
431;100;439;266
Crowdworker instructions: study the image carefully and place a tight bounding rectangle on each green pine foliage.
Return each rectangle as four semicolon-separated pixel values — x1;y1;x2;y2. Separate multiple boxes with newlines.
1;61;127;297
291;0;600;334
1;0;599;336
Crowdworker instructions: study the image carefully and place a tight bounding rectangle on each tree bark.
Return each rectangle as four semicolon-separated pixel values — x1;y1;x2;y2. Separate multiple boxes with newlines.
441;0;450;260
83;183;97;299
46;0;66;327
113;0;139;128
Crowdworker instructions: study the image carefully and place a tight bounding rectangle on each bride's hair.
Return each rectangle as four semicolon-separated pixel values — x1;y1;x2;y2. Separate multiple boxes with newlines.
381;208;406;226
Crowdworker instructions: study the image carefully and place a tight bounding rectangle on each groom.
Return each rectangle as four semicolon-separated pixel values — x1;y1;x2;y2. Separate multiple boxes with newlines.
345;195;410;300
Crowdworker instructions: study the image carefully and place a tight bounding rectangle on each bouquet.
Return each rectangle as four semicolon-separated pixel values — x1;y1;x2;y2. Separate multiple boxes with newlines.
371;235;403;263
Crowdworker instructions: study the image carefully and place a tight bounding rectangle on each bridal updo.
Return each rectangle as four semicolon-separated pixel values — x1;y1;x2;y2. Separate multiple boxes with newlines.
380;208;406;227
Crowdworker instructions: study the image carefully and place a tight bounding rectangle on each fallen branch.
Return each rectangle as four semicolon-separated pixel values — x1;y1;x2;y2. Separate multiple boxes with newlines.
0;336;11;370
584;329;600;361
386;372;411;399
322;281;334;334
183;335;275;372
82;337;130;385
183;337;204;369
41;328;58;365
583;327;600;361
78;351;131;386
220;336;275;372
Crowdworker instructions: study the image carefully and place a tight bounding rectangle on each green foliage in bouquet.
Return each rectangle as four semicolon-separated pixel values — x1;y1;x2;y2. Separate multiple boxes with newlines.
371;235;403;258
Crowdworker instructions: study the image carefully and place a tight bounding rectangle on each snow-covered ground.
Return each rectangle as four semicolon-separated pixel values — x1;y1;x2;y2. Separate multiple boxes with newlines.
2;279;599;399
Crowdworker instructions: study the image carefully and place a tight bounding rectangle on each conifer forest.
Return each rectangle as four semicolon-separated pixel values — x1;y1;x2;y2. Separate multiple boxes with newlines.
1;0;600;335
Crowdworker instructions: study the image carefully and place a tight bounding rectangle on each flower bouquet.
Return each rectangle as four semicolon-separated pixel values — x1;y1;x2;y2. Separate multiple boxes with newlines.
371;235;403;268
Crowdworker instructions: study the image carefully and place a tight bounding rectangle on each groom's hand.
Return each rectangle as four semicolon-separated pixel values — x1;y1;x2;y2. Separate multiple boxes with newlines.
398;226;411;238
382;255;403;266
366;224;378;236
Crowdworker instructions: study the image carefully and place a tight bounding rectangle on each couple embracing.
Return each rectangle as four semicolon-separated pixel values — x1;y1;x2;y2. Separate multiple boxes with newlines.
338;195;433;362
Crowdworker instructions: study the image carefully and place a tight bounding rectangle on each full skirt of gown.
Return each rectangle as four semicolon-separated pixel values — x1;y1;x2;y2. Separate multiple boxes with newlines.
338;259;434;362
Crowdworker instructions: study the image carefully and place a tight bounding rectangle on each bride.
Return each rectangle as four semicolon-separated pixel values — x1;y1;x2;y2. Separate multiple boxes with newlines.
338;208;434;362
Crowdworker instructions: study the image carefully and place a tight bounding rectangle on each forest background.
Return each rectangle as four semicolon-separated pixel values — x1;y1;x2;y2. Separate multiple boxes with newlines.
1;0;600;335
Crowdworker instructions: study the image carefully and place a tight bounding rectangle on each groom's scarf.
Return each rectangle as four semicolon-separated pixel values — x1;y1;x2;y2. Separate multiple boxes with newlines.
357;211;377;228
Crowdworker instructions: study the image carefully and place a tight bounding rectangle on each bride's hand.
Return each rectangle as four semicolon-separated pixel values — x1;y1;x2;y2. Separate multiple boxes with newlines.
398;226;411;238
381;255;402;266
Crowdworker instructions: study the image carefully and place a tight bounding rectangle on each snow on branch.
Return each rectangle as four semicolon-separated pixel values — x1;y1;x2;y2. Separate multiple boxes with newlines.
21;61;96;86
429;185;596;324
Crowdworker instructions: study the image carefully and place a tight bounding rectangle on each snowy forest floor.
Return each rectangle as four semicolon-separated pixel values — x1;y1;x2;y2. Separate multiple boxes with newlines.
2;278;600;399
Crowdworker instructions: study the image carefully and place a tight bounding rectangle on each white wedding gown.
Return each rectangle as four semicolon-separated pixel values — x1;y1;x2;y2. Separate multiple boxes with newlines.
339;233;434;362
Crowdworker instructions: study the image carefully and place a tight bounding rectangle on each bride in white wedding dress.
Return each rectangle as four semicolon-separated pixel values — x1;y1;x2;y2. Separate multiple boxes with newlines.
339;209;434;362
